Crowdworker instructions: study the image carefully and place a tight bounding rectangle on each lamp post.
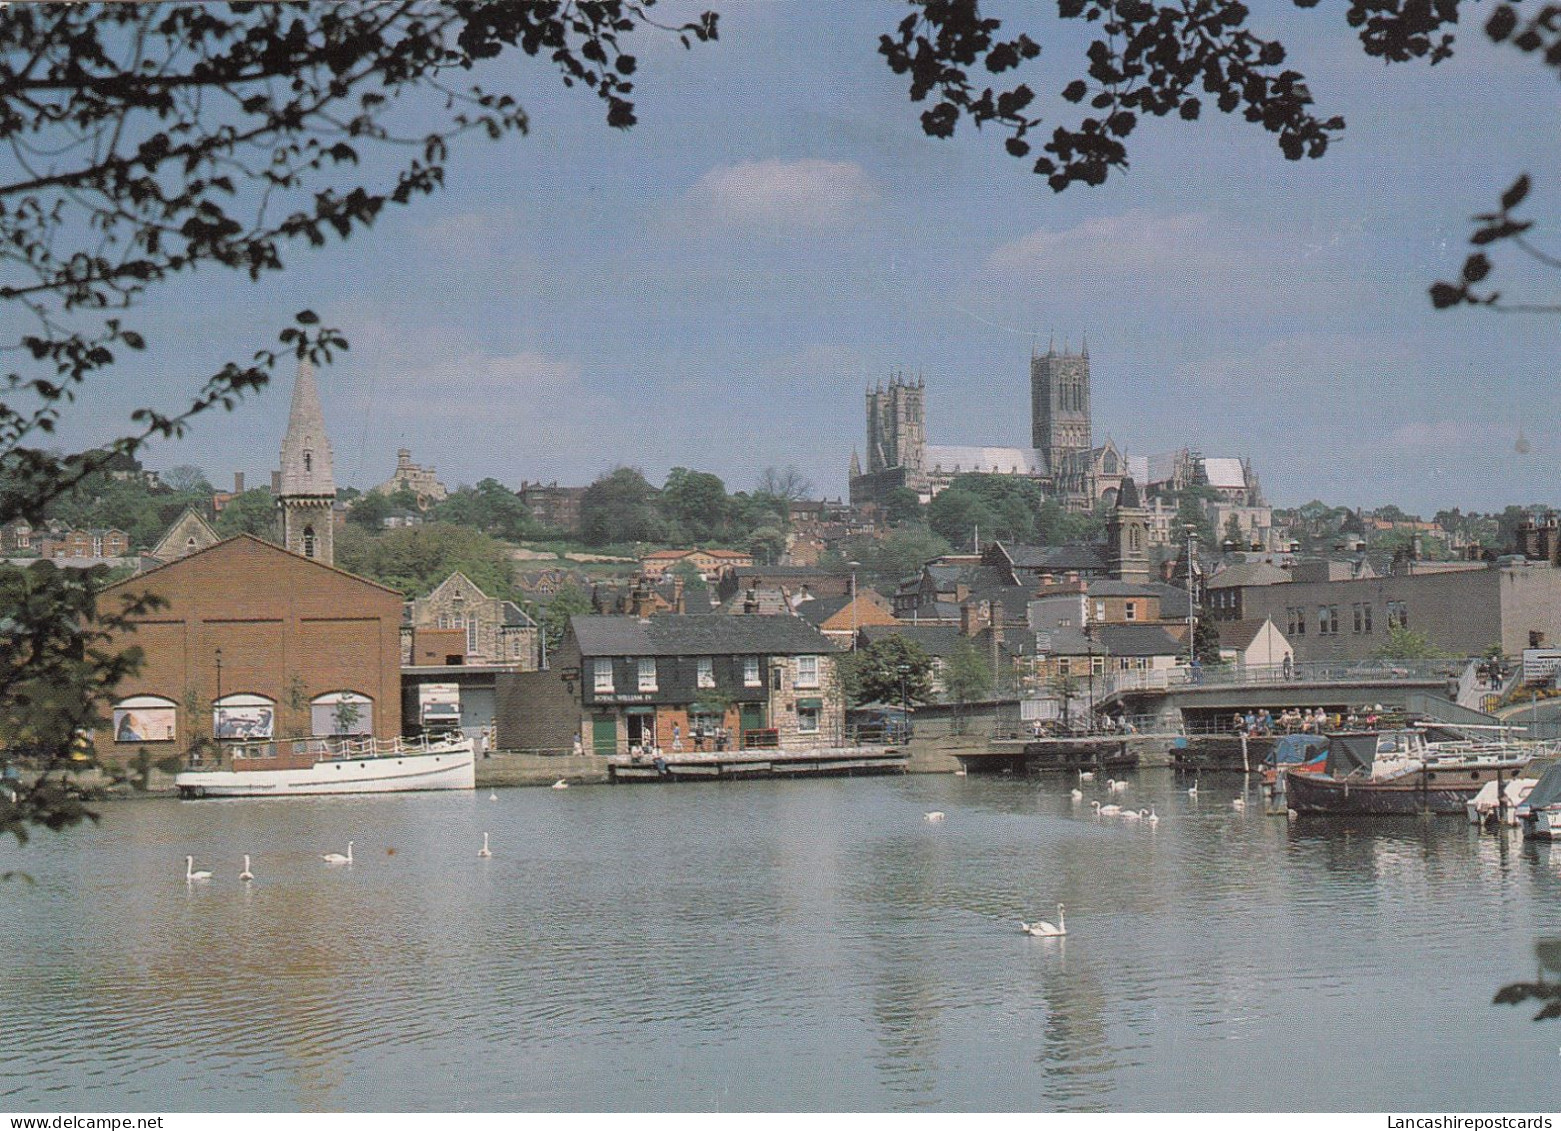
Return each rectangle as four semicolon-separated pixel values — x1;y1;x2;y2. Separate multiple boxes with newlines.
213;647;223;742
897;662;911;734
1085;625;1095;734
1184;523;1198;668
849;560;861;651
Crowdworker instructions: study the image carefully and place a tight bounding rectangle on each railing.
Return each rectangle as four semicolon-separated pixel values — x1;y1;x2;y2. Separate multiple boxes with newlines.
192;733;464;769
1094;659;1467;700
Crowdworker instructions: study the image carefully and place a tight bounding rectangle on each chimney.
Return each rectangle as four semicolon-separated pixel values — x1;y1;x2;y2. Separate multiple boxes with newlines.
960;603;974;636
234;471;245;494
991;601;1005;646
673;576;686;615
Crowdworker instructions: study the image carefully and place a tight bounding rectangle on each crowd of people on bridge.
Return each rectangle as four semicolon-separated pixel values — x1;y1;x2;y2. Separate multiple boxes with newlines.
1233;705;1391;736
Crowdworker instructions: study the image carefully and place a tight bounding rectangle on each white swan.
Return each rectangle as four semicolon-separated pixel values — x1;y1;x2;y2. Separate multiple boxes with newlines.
1078;770;1095;781
1022;903;1067;937
1092;801;1122;816
1107;777;1128;793
1146;807;1159;825
1070;787;1084;801
239;855;254;882
924;811;946;822
1232;797;1246;811
322;841;353;865
488;791;498;801
185;855;212;883
478;832;492;858
1187;780;1199;798
552;779;569;790
1121;807;1142;821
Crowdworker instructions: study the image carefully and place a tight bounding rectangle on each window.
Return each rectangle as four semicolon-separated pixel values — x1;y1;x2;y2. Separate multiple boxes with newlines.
113;695;177;743
1353;603;1363;634
1094;600;1106;622
302;525;316;558
1125;601;1137;622
796;654;819;688
796;699;821;734
1388;601;1408;629
697;657;716;689
467;619;479;655
1092;655;1105;675
638;657;657;692
303;450;312;474
744;656;761;686
213;693;276;741
311;691;373;736
1057;657;1072;676
1363;604;1373;634
593;659;614;694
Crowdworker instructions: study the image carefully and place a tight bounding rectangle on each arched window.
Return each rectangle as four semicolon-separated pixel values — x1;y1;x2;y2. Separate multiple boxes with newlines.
113;694;178;743
303;450;313;474
213;693;276;741
303;525;316;558
311;691;374;736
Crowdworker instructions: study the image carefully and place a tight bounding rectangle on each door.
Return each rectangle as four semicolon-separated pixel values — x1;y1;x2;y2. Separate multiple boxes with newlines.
592;714;617;756
739;702;765;743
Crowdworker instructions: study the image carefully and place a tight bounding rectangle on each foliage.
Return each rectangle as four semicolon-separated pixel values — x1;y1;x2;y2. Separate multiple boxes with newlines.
335;522;515;601
538;581;594;657
756;466;814;505
0;564;159;849
214;488;276;539
927;473;1046;548
841;636;936;708
347;490;395;532
1193;610;1221;667
882;486;924;526
1373;624;1445;661
579;467;665;547
0;3;717;848
660;467;729;543
944;639;993;705
1172;491;1217;552
840;525;952;590
430;479;536;542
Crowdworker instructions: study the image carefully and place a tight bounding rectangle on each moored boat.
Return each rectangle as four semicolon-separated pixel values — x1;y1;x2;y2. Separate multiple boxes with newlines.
175;733;475;797
1517;763;1561;840
1285;730;1538;816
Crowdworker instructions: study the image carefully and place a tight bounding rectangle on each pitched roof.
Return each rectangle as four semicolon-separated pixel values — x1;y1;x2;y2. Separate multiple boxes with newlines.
1206;561;1292;589
570;614;835;656
1218;618;1277;652
1092;624;1185;657
858;623;1018;661
103;532;403;597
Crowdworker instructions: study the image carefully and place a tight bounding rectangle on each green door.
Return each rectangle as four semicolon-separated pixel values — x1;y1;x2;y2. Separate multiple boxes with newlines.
592;714;618;756
739;702;765;743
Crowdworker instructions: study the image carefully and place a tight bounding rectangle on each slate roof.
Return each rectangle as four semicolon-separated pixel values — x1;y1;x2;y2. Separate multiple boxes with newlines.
1093;624;1185;657
570;614;835;656
858;623;1019;661
1206;561;1292;589
1217;618;1275;652
796;595;852;626
1004;541;1110;574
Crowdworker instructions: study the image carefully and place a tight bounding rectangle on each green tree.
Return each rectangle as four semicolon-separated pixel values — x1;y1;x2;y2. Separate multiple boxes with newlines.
945;639;993;705
215;488;276;539
660;467;729;543
883;486;924;526
579;467;664;547
845;636;936;708
1373;624;1445;662
335;523;515;601
347;491;394;532
844;525;952;589
539;581;594;657
160;465;212;497
1193;611;1221;667
431;479;535;542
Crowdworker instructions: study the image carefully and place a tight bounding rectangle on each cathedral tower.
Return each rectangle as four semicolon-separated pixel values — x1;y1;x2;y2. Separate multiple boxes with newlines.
275;358;337;565
864;373;925;476
1031;338;1092;476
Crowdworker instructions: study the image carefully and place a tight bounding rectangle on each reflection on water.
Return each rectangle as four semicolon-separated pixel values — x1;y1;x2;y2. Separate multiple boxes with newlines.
2;769;1560;1111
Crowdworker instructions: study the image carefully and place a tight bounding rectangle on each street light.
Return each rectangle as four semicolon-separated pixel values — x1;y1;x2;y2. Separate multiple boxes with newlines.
897;662;911;736
1184;523;1198;668
849;560;861;651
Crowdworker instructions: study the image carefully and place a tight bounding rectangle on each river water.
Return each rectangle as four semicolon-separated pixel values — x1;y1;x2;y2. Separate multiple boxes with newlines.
3;768;1559;1112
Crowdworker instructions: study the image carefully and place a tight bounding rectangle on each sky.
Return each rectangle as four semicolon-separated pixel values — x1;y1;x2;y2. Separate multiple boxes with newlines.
44;3;1561;515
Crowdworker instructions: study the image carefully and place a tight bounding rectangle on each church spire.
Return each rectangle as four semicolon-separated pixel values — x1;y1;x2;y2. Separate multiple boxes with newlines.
276;357;337;564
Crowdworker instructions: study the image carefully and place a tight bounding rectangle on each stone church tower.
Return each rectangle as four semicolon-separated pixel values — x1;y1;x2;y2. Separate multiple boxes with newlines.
1031;338;1092;476
865;373;925;477
1107;476;1151;584
275;358;336;565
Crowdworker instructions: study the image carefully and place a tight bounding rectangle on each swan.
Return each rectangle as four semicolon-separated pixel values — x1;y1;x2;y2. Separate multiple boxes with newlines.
1078;770;1095;781
478;832;492;858
552;779;569;790
1232;797;1246;811
322;841;353;865
1022;903;1067;937
1146;807;1159;825
1121;807;1142;821
1070;787;1084;801
488;791;498;801
1108;778;1128;793
924;811;946;822
1187;780;1200;798
1106;778;1116;791
1092;801;1122;816
239;855;254;882
185;855;212;883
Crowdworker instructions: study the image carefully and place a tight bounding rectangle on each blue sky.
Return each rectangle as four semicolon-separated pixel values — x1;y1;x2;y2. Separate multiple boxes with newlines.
56;3;1561;515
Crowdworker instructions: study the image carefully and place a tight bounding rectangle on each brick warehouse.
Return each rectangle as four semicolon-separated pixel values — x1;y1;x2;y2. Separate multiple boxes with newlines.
95;534;403;762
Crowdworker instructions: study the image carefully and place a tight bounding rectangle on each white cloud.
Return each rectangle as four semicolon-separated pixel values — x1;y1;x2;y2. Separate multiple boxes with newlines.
687;158;877;231
1383;420;1469;448
986;211;1229;277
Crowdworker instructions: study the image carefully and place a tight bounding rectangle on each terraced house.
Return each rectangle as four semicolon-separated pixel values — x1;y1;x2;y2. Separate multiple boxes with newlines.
497;615;843;756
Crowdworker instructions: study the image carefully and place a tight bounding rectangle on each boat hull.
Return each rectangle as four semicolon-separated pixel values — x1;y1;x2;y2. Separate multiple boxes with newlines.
176;741;475;797
1286;762;1529;816
1521;808;1561;840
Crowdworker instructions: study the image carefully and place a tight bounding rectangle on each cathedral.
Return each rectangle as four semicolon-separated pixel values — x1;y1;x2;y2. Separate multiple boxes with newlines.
849;340;1125;513
847;341;1270;544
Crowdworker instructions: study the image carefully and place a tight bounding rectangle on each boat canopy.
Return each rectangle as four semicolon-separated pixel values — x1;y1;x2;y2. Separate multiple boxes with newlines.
1265;734;1328;767
1523;763;1561;811
1324;733;1379;778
